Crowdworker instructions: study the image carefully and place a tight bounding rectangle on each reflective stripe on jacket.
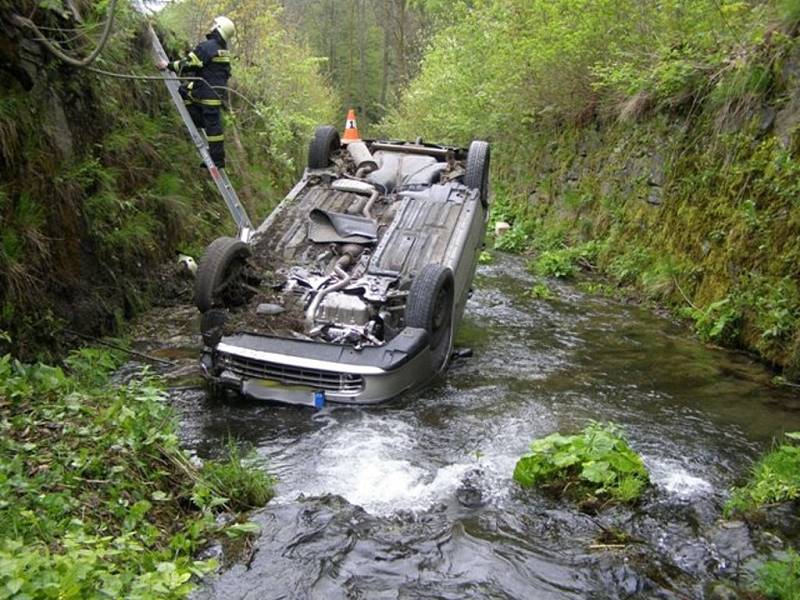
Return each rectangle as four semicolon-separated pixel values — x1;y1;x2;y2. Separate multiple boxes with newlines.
171;31;231;104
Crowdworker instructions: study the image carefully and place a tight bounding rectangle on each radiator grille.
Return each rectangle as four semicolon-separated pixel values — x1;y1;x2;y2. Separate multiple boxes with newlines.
218;353;364;393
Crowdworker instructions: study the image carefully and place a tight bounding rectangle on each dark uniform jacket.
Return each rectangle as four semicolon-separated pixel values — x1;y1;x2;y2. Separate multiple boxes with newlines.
171;31;231;105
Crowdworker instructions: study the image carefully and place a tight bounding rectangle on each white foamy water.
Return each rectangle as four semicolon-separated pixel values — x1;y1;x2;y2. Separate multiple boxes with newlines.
647;458;714;498
274;414;476;515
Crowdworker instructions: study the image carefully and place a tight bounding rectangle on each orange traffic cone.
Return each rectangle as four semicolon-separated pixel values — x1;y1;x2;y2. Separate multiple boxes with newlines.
342;109;361;143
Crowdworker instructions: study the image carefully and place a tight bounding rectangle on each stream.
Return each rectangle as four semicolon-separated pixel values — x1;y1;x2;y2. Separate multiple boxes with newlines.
132;254;800;599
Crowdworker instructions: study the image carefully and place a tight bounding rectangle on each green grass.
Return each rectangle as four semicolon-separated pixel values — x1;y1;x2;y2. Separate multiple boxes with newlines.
779;0;800;27
0;347;273;598
201;442;275;512
726;432;800;515
757;550;800;600
513;422;650;508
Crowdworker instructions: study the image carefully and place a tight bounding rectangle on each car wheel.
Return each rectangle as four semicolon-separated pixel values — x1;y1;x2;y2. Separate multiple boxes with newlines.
406;264;455;372
308;125;341;169
194;236;253;312
464;140;490;208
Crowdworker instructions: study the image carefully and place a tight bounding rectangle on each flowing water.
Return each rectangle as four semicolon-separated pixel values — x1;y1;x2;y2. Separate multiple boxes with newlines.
133;254;800;599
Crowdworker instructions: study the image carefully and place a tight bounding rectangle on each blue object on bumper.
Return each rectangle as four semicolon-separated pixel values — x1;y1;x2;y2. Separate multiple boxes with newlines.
314;391;326;409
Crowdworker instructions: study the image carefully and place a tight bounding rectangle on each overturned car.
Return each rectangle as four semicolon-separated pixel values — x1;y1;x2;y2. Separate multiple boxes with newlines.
195;126;490;406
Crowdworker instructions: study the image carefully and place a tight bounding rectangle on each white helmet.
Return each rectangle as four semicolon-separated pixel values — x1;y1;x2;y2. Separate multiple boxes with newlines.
210;16;235;43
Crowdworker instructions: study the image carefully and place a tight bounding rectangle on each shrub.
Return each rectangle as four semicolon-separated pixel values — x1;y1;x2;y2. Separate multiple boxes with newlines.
513;422;649;508
495;226;531;253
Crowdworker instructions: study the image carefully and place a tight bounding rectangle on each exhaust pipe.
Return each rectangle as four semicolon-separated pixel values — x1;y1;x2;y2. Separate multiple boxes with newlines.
332;178;380;220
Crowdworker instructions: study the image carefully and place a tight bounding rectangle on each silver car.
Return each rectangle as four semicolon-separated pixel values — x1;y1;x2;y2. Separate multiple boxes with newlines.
195;126;490;407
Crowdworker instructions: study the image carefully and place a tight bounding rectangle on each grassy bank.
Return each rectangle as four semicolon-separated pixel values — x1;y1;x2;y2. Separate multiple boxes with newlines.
0;346;272;598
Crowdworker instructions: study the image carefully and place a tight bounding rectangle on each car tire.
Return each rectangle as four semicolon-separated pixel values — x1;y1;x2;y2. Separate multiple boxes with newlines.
406;264;455;372
464;140;490;208
194;236;253;312
308;125;341;169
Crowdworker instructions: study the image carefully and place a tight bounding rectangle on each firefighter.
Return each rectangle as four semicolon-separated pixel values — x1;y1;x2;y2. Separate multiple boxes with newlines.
159;16;234;169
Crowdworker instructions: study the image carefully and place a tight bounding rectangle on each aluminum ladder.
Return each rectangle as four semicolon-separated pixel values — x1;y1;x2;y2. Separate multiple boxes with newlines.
139;18;253;239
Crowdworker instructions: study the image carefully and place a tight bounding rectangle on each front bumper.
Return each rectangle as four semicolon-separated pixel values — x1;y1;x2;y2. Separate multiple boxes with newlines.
201;327;432;405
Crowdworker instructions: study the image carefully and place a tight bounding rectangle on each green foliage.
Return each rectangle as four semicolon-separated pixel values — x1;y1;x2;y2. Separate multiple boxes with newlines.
201;442;275;511
533;249;577;279
757;550;800;600
527;283;554;300
383;0;800;377
513;422;649;507
683;297;743;346
385;0;772;142
494;226;531;253
0;350;273;599
778;0;800;27
726;432;800;515
531;241;600;279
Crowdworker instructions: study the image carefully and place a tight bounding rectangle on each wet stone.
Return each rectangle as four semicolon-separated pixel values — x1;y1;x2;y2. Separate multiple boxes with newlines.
760;501;800;541
197;543;224;562
707;581;741;600
706;520;757;573
256;303;286;315
215;512;235;527
756;530;785;552
455;468;486;508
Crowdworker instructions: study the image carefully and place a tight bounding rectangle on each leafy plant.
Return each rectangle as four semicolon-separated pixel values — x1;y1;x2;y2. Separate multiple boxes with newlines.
513;422;649;508
726;432;800;515
0;349;274;599
757;549;800;600
527;283;554;300
533;249;577;278
685;296;742;346
495;226;531;253
531;241;599;279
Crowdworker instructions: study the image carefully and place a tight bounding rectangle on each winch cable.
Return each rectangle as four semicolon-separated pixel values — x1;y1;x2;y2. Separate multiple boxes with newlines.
13;6;263;117
11;0;119;68
84;66;265;116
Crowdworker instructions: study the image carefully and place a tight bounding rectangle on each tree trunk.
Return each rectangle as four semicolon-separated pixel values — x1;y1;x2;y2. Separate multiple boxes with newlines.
358;0;366;115
328;0;336;78
397;0;406;86
380;0;390;109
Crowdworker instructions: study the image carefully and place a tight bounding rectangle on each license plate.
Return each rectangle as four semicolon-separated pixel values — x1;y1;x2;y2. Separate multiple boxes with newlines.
243;378;325;408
